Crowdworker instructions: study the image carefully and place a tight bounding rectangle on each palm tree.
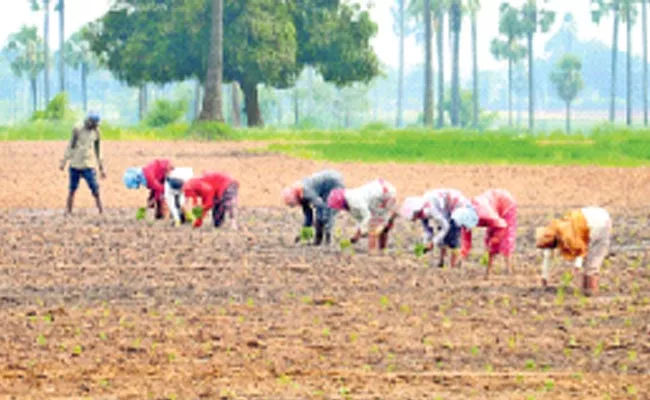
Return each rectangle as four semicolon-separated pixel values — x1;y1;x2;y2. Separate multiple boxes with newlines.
468;0;480;129
520;0;555;131
622;0;638;126
392;0;407;127
64;31;94;112
231;82;241;126
424;0;434;127
199;0;224;122
29;0;51;104
56;0;64;93
550;54;585;133
434;3;446;127
491;3;527;127
592;0;621;123
5;26;45;113
641;0;648;127
449;0;462;127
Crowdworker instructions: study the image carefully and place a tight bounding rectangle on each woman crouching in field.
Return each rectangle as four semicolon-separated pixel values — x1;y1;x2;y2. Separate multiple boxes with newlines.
462;189;518;279
123;159;174;219
164;167;193;227
536;207;612;296
183;171;240;230
327;179;398;252
282;170;344;246
400;189;478;269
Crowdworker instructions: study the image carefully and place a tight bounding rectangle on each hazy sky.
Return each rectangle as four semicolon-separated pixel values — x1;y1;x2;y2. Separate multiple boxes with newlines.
0;0;645;79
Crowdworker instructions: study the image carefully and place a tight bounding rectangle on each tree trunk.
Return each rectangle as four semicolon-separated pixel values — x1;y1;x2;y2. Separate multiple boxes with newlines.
508;59;513;127
231;81;241;126
641;0;648;127
243;83;263;127
610;11;619;123
566;101;571;133
450;0;461;127
527;32;534;131
58;0;65;93
194;79;202;120
471;11;479;129
138;85;146;121
293;87;299;126
626;5;633;126
396;0;405;127
199;0;224;121
435;9;444;128
43;0;50;105
81;62;87;112
423;0;434;127
30;78;38;113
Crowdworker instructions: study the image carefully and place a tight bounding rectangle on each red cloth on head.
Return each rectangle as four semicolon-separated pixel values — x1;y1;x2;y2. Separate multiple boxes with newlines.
142;159;173;201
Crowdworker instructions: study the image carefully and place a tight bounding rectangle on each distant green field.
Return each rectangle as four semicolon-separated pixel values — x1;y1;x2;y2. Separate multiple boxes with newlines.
2;121;650;166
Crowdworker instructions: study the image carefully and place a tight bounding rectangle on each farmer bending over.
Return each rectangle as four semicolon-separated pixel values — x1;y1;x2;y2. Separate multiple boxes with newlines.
282;169;344;246
183;171;240;229
536;207;612;296
327;179;398;253
401;189;478;268
164;167;193;227
59;112;105;215
462;189;518;279
123;159;174;219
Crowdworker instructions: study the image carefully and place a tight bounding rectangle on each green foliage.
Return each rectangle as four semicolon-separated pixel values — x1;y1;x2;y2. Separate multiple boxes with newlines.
87;0;380;127
4;25;45;80
442;90;498;129
192;206;204;220
550;54;585;104
300;226;315;242
136;207;146;221
414;243;426;258
31;93;73;121
145;99;188;127
188;121;234;140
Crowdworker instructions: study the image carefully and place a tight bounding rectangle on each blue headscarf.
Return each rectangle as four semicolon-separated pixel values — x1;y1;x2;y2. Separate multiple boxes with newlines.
123;167;146;189
451;205;479;229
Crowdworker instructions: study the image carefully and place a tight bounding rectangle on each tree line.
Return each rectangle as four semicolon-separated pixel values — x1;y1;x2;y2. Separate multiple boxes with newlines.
2;0;649;131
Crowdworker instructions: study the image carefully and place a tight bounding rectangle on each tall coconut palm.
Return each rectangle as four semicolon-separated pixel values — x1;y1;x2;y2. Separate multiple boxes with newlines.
491;3;526;127
641;0;648;127
29;0;51;104
449;0;462;127
468;0;480;129
56;0;64;93
434;3;446;127
64;31;94;112
392;0;408;127
520;0;555;131
592;0;621;123
5;26;45;113
622;0;638;126
424;0;434;127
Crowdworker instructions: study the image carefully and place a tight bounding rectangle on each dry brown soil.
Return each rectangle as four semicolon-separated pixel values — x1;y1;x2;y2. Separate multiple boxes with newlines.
1;141;649;399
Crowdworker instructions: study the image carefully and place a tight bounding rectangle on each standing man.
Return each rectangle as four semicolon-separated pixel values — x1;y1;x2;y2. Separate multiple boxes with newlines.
59;112;106;215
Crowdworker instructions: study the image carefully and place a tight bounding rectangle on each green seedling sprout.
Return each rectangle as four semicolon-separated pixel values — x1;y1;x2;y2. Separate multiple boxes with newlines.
414;243;426;258
339;238;352;251
192;206;204;220
300;226;314;242
136;207;146;221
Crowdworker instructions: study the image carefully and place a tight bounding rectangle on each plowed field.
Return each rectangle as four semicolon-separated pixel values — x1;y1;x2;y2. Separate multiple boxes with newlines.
1;141;649;399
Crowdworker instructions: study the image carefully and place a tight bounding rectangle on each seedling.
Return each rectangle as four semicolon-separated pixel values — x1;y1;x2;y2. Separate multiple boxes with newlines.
543;379;555;392
192;206;204;220
136;207;146;221
72;345;82;356
339;238;352;252
414;243;426;258
37;334;46;346
300;226;314;242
